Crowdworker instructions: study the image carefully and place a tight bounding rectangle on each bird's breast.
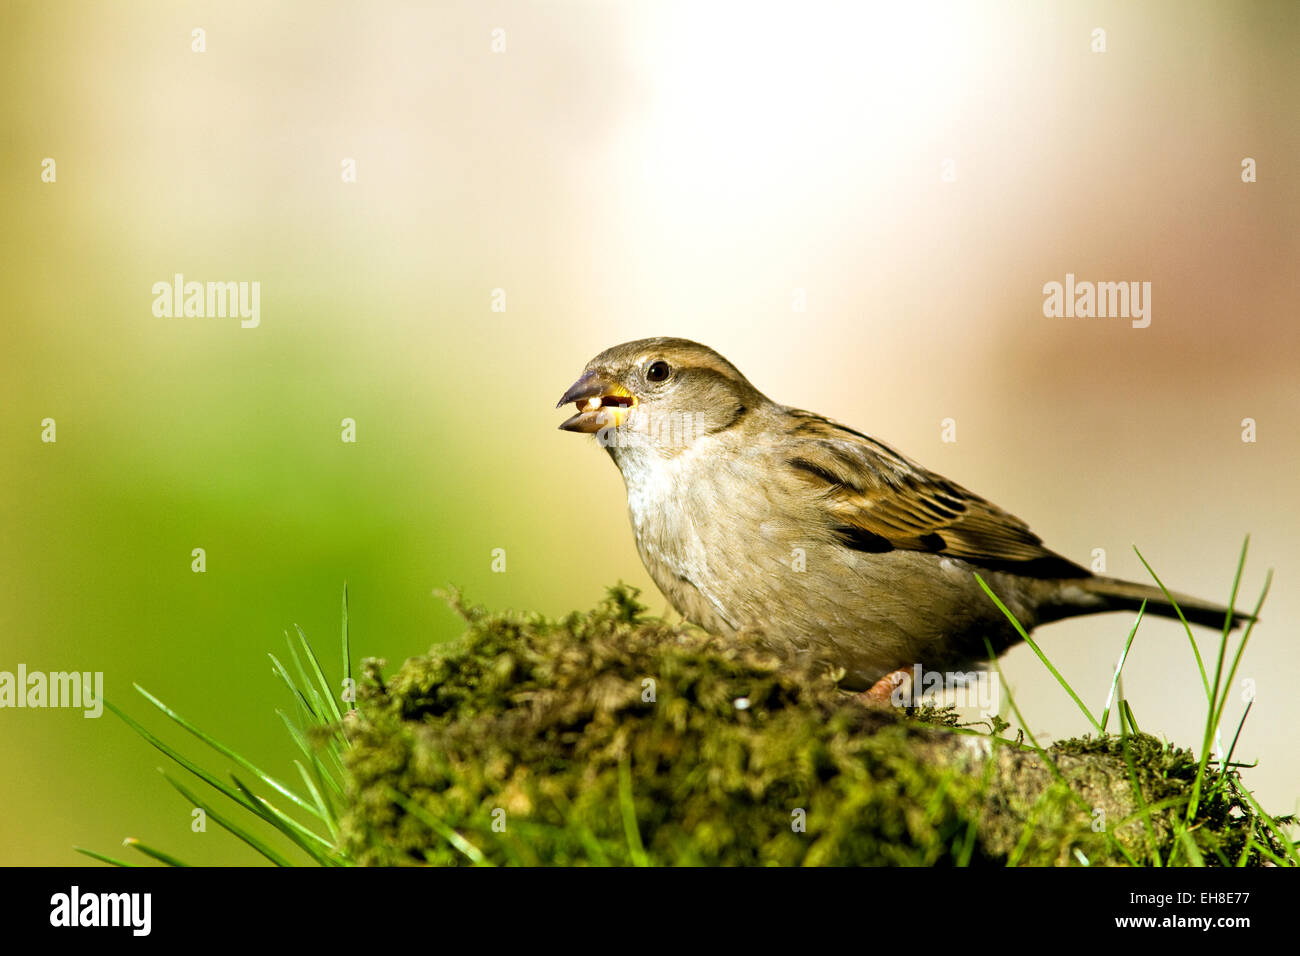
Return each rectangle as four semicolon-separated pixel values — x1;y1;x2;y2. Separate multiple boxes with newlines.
616;445;746;633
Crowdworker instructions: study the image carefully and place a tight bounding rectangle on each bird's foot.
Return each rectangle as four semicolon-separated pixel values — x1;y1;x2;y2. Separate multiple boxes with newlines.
854;668;914;707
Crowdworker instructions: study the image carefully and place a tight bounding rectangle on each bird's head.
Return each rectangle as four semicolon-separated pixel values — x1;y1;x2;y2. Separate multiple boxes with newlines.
556;337;765;459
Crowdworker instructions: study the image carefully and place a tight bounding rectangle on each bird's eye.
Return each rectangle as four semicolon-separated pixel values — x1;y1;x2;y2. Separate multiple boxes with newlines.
646;360;672;383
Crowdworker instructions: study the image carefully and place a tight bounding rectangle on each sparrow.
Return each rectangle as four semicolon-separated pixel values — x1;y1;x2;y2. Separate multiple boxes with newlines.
557;337;1247;698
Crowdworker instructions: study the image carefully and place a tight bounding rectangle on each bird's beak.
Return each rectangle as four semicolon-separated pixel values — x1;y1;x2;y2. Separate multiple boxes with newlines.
556;370;637;433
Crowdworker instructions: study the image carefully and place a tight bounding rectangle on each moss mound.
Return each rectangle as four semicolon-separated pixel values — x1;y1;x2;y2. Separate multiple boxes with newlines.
337;586;1286;866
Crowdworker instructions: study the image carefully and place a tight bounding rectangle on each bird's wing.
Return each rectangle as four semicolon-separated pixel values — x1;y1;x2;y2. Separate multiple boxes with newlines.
780;410;1089;577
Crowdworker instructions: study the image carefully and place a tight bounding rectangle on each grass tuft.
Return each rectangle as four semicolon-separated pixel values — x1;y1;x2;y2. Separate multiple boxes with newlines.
86;585;355;866
89;549;1294;867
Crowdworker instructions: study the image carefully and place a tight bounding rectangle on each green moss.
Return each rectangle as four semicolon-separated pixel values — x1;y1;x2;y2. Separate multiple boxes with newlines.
1048;732;1287;865
337;586;1288;866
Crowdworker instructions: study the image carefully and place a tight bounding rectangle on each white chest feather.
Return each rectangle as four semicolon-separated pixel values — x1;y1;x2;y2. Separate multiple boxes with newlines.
617;445;704;560
610;441;739;629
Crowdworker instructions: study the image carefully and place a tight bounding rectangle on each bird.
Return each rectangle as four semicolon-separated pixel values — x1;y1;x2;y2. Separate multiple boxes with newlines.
556;337;1248;699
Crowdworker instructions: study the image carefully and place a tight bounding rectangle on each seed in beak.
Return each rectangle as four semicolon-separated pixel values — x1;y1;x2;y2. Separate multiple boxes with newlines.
583;396;601;412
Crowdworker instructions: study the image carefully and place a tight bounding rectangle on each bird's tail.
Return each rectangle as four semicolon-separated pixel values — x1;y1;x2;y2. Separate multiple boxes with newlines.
1068;575;1252;631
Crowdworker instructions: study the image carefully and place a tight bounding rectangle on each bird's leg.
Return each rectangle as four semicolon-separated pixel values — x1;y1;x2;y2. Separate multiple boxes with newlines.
856;667;914;707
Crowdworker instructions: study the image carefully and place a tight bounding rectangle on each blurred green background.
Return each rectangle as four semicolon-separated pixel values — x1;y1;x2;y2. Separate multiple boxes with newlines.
3;0;1297;864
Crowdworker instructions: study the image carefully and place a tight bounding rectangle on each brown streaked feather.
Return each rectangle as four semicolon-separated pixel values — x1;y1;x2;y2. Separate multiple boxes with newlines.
781;409;1090;578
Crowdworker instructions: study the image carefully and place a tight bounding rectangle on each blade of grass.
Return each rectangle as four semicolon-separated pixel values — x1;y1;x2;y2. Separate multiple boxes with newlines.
227;773;336;853
1250;842;1289;867
386;787;492;866
1174;828;1206;867
283;630;329;726
1221;534;1251;636
1186;570;1271;826
342;581;353;711
269;652;319;723
1121;700;1140;736
106;699;262;818
122;838;190;867
1133;547;1210;700
1235;822;1258;867
132;684;325;823
74;847;140;867
1207;569;1270;754
618;756;650;867
293;624;344;725
1235;785;1298;865
1214;697;1254;790
277;710;345;799
229;776;337;866
162;772;295;867
1101;602;1144;733
292;759;337;840
975;574;1100;732
1204;536;1254;781
1195;542;1250;796
981;637;1139;866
